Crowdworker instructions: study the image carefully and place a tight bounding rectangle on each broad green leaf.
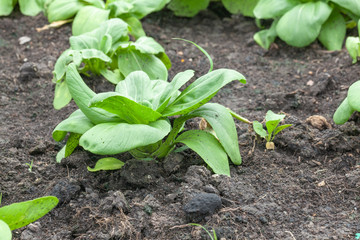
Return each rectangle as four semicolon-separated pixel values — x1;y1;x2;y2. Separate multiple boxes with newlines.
129;0;170;19
79;119;171;155
330;0;360;17
0;219;11;240
175;130;230;176
65;63;120;124
185;103;242;165
273;124;292;138
333;97;355;124
348;80;360;111
0;196;58;230
53;50;73;82
265;110;285;135
0;0;16;16
107;1;133;17
156;52;172;70
162;69;246;116
132;36;165;55
276;2;332;47
100;68;123;84
89;92;162;124
117;49;168;80
56;145;66;163
123;16;146;39
167;0;209;17
222;0;259;17
345;36;360;63
82;0;105;9
79;49;111;62
19;0;43;16
87;157;125;172
47;0;85;22
65;133;81;157
52;109;94;141
318;9;346;50
253;121;268;138
72;6;110;36
254;0;298;19
53;81;72;110
253;19;278;50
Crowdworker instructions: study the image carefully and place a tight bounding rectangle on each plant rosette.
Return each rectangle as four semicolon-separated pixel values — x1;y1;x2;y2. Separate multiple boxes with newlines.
52;18;170;110
253;0;360;50
53;62;247;176
333;80;360;124
253;110;292;150
45;0;170;37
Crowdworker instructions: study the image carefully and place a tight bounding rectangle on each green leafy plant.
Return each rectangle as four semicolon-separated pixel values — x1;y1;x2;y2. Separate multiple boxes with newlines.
346;19;360;63
53;18;170;110
167;0;259;17
333;80;360;124
188;223;218;240
53;53;247;176
0;0;45;16
45;0;169;37
253;110;292;150
0;196;59;240
253;0;360;50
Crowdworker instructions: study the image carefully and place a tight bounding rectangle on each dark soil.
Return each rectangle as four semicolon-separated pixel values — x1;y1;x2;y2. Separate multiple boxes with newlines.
1;8;360;240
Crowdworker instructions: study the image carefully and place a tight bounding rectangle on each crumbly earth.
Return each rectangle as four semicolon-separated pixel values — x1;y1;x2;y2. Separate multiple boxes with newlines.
1;6;359;240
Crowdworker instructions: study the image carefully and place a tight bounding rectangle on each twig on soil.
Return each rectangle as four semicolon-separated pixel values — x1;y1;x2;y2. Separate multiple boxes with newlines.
285;230;296;240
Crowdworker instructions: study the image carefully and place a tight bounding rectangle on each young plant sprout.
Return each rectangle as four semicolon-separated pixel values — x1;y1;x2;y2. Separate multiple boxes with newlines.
333;80;360;124
253;110;292;150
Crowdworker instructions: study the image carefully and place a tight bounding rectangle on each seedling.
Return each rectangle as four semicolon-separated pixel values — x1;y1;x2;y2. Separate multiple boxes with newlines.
253;0;360;50
0;196;58;240
25;160;34;172
53;42;249;176
188;223;218;240
253;110;292;150
333;80;360;124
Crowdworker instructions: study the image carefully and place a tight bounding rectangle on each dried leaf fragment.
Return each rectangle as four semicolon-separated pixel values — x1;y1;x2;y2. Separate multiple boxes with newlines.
305;115;332;130
36;19;73;32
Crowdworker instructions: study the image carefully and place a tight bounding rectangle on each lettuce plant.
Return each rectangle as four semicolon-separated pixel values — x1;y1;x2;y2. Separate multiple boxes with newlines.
253;0;360;50
333;80;360;124
346;19;360;63
53;62;247;176
0;0;45;16
167;0;259;17
253;110;292;150
53;19;170;110
45;0;169;37
0;196;58;240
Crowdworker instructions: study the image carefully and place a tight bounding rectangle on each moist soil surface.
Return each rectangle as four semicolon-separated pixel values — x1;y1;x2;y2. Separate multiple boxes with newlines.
1;7;360;240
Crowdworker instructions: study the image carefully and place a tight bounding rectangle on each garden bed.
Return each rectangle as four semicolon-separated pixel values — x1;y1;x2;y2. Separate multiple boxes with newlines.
0;8;359;240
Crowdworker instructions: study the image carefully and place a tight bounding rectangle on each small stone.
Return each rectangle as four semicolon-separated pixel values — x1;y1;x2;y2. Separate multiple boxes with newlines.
183;192;222;222
19;62;38;81
19;36;31;45
259;216;268;224
48;179;81;204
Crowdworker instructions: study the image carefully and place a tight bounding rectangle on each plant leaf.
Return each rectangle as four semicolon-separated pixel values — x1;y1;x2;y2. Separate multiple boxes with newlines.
265;110;285;135
100;68;123;84
79;119;171;155
122;16;146;39
222;0;259;17
0;220;11;240
162;69;246;116
47;0;85;22
89;92;162;124
19;0;43;16
253;19;278;50
175;130;230;176
185;103;242;165
65;133;81;157
87;157;125;172
318;9;346;50
117;48;168;80
273;124;292;137
53;109;94;141
167;0;209;17
0;196;58;230
333;97;355;125
253;121;268;138
131;36;165;55
276;2;332;47
72;6;110;36
330;0;360;17
65;63;120;124
345;36;360;63
0;0;16;16
348;80;360;111
254;0;298;19
128;0;170;19
53;81;72;110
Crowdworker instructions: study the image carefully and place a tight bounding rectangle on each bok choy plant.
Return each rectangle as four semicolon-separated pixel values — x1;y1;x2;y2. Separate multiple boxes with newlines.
346;19;360;63
0;0;44;16
45;0;170;37
333;80;360;124
253;0;360;50
53;61;247;176
0;196;58;240
53;18;170;110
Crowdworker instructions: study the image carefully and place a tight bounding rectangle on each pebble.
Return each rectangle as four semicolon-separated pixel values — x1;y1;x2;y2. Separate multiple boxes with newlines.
183;192;222;222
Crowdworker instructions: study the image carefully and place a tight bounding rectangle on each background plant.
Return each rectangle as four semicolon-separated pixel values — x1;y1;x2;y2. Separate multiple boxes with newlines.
333;80;360;124
253;110;292;150
253;0;360;50
45;0;169;37
346;19;360;63
53;18;170;109
0;196;58;240
0;0;45;16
